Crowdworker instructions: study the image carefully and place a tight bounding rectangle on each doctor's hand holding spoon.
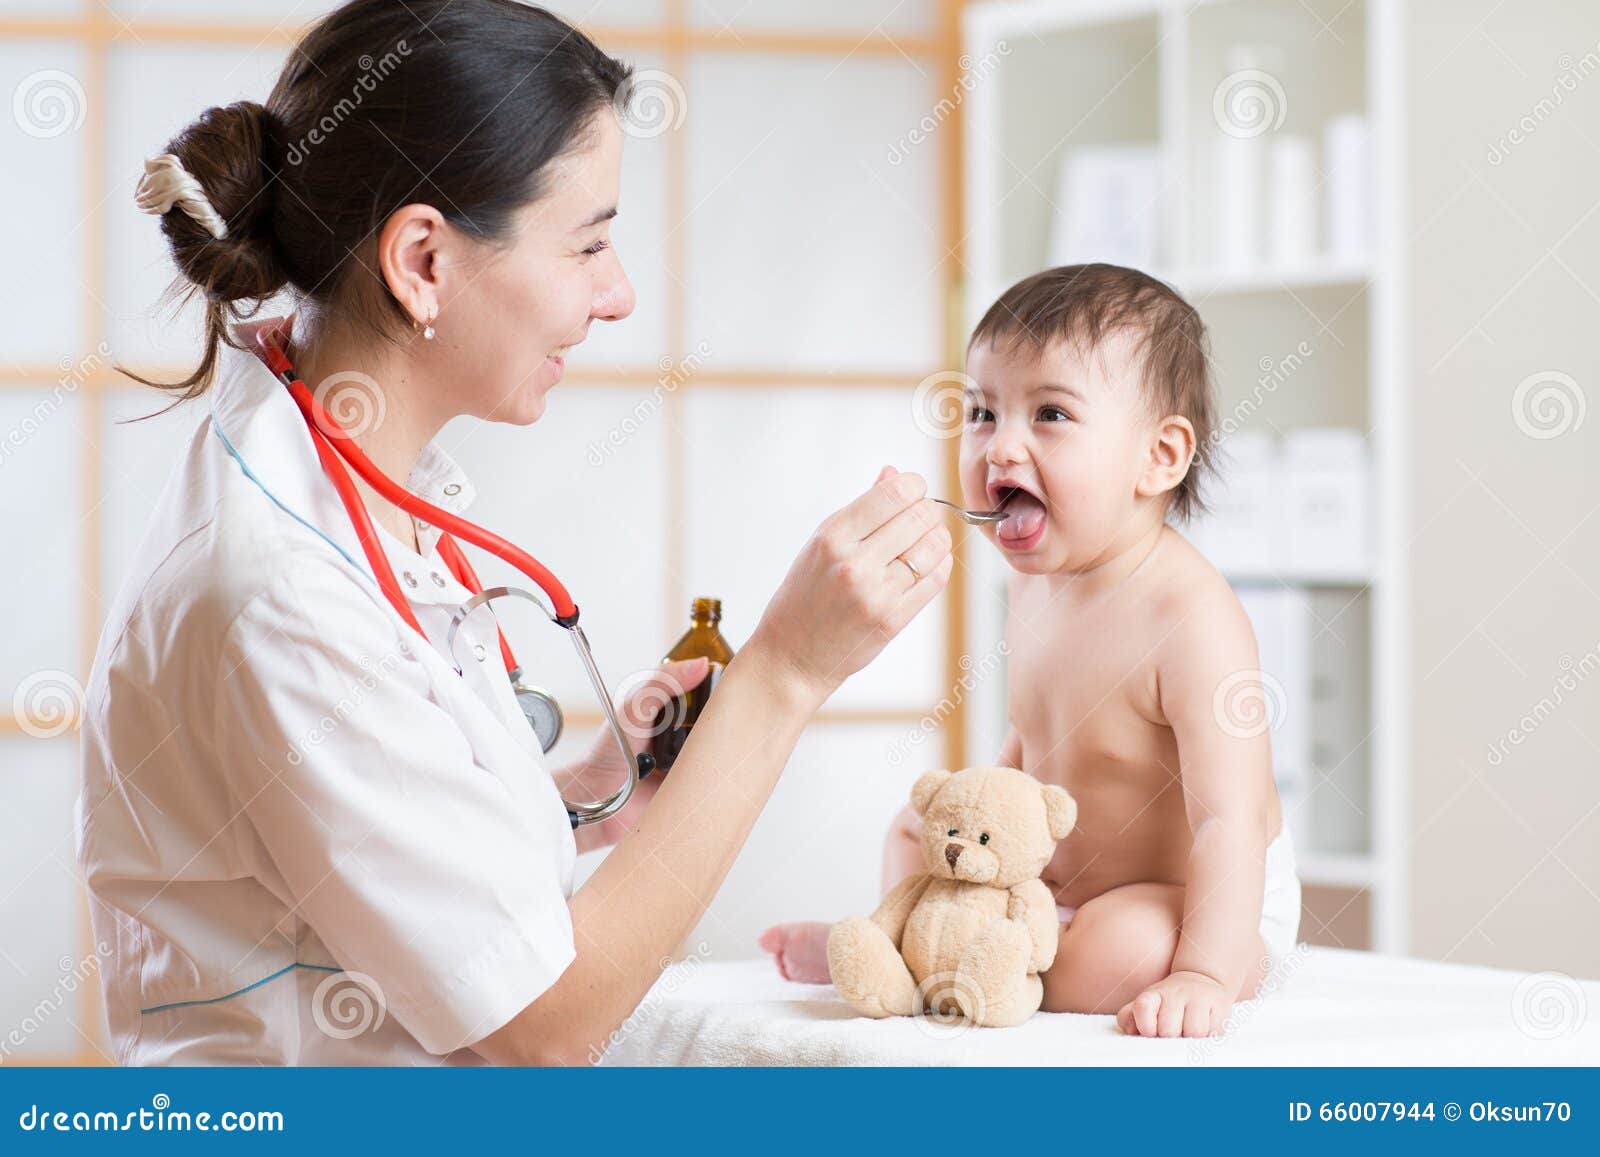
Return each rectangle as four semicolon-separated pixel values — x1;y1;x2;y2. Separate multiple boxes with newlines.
473;463;952;1064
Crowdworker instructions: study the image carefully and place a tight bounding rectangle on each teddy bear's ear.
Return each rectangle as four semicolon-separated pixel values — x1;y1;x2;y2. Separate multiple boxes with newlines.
1040;784;1078;840
910;770;954;816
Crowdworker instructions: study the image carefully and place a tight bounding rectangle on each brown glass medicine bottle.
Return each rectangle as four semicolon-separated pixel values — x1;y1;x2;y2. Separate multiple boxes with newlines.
650;598;735;771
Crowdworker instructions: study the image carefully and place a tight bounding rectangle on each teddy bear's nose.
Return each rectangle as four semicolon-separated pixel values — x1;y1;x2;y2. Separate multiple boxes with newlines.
944;843;963;869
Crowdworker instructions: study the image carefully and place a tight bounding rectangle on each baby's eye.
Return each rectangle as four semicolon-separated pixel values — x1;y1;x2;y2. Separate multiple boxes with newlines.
966;404;994;425
581;237;610;257
947;828;959;837
979;833;990;845
1036;404;1072;423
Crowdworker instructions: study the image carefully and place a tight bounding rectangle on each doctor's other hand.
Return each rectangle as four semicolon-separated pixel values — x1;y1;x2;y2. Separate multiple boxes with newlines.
568;657;710;851
746;465;952;708
585;655;710;770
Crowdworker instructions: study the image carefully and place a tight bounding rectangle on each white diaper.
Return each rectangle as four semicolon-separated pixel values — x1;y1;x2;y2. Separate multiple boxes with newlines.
1054;827;1302;962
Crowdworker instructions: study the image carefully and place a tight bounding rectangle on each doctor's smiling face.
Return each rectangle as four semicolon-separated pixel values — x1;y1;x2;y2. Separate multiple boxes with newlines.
379;108;635;428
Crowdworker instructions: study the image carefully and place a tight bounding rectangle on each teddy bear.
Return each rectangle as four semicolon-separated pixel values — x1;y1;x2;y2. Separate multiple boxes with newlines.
827;766;1077;1028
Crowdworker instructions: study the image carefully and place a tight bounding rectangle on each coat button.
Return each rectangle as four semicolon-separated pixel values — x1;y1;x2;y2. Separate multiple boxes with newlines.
443;483;462;497
403;571;418;588
473;643;487;661
430;572;446;588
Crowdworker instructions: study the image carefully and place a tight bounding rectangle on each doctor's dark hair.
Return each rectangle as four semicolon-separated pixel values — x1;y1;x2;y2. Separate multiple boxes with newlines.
123;0;632;403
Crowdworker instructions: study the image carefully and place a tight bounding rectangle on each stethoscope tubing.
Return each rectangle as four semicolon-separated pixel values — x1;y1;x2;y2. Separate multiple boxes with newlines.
252;325;650;826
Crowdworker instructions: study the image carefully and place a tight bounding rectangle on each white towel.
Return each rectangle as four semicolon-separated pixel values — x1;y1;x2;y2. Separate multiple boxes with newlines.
596;947;1600;1066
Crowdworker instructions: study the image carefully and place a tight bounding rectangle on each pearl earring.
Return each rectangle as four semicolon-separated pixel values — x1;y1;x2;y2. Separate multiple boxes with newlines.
422;305;436;341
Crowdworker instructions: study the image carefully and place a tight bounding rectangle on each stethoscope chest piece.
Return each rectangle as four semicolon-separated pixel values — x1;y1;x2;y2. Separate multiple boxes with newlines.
509;668;563;754
262;317;651;829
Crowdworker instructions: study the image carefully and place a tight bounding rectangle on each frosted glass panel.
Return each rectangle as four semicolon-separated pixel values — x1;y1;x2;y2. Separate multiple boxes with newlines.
102;41;291;369
690;0;934;35
108;0;344;20
105;3;668;34
681;386;946;710
0;41;87;365
685;53;941;371
690;721;943;960
98;389;206;611
436;385;670;706
0;390;83;696
0;739;85;1061
559;0;666;25
0;0;83;14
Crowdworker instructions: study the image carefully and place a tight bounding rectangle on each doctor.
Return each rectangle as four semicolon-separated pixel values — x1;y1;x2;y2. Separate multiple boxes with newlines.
77;0;953;1066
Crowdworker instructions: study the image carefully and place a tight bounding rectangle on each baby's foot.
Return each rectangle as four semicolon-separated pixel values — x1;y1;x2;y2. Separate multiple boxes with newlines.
757;921;832;984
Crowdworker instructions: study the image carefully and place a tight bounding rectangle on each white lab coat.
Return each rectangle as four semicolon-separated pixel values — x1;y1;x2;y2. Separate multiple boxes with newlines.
76;318;578;1065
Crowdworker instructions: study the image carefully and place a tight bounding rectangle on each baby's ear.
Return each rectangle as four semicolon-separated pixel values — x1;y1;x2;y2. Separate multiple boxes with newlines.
910;770;953;817
1040;784;1078;840
1136;414;1197;502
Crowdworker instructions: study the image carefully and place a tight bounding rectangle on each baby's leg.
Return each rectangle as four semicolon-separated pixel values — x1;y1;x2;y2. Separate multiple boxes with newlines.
881;803;923;892
757;922;832;983
1041;883;1271;1014
760;805;925;984
1040;883;1184;1014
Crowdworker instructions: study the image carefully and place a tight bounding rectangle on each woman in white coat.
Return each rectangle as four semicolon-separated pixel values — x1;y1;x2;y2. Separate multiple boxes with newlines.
78;0;952;1066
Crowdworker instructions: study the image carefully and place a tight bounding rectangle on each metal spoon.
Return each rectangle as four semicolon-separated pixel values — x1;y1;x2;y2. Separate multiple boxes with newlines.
930;497;1007;525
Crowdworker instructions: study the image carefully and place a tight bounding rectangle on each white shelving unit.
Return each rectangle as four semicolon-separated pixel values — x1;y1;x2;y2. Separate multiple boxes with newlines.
960;0;1407;953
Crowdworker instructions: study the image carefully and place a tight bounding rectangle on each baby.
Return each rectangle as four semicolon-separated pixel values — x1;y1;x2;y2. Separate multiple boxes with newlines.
761;264;1300;1038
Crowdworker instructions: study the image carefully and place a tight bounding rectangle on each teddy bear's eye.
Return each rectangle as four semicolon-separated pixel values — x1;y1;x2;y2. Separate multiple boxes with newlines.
947;828;958;837
979;833;990;845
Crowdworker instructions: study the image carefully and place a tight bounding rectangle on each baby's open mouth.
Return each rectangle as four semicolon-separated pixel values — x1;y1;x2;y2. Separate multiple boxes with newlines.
987;479;1048;545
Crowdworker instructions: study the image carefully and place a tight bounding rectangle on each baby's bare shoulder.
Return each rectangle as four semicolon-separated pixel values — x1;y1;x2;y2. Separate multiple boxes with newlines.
1144;529;1256;662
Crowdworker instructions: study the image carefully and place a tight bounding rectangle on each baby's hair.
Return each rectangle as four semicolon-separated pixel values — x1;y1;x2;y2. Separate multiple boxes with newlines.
968;263;1216;521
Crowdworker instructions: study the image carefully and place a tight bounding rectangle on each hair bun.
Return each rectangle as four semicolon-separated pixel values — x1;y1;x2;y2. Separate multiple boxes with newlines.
153;100;286;304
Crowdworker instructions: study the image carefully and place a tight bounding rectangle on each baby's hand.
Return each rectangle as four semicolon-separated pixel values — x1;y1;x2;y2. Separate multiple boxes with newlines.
1116;970;1231;1038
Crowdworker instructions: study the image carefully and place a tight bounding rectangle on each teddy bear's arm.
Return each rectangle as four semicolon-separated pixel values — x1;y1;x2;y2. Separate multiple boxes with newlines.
869;873;934;948
1007;878;1061;974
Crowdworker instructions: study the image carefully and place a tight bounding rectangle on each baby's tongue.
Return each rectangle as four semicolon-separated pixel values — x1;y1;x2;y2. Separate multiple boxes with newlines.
998;490;1047;540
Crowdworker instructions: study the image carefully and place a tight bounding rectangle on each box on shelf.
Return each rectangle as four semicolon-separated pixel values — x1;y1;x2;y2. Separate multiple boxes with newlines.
1325;114;1373;262
1308;588;1372;854
1186;432;1280;573
1283;428;1369;574
1267;133;1317;264
1214;132;1264;270
1049;144;1163;270
1187;428;1369;577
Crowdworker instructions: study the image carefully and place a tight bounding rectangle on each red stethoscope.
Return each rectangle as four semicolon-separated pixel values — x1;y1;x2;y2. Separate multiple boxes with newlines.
253;323;653;827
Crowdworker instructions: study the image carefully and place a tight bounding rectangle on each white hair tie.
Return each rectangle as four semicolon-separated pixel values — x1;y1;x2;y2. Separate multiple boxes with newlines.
135;153;229;240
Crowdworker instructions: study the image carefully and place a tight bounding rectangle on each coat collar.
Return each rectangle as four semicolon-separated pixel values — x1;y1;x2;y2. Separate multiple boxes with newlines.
209;316;477;565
